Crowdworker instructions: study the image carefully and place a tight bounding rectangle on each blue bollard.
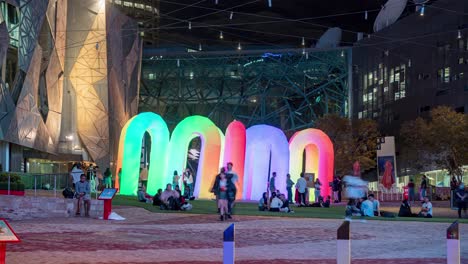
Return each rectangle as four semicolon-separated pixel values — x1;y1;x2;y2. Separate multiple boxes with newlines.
223;223;235;264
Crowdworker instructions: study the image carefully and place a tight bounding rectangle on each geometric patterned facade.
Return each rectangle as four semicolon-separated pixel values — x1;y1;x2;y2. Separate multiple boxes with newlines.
0;0;141;171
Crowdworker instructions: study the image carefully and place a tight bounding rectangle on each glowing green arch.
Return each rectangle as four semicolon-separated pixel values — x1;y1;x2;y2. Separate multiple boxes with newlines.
167;115;224;199
116;112;170;195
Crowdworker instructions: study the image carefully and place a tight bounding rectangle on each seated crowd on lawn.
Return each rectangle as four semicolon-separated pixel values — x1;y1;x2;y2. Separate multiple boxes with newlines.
345;194;381;219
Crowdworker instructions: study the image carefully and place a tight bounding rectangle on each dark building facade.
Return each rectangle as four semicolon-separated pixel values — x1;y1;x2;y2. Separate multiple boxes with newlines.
352;0;468;138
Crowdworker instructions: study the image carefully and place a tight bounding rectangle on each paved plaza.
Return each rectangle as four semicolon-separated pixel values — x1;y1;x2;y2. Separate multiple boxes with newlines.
4;206;468;264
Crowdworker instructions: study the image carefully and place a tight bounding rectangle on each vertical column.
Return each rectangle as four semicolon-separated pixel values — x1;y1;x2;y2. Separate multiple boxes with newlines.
337;221;350;264
223;224;235;264
447;221;460;264
0;243;6;264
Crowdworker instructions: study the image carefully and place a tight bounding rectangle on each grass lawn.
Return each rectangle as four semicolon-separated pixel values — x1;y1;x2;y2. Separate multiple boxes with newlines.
113;195;468;224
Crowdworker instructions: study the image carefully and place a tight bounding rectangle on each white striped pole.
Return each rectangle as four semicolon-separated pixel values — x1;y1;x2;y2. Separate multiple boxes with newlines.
337;221;350;264
223;223;235;264
447;221;460;264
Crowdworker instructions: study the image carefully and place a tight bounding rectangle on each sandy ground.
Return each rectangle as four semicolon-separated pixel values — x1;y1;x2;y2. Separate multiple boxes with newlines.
5;206;468;264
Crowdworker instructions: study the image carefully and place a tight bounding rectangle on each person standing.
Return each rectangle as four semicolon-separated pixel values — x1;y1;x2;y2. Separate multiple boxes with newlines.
269;172;277;195
225;162;238;215
332;176;340;203
172;170;180;190
314;178;322;203
296;173;307;206
337;177;343;202
103;168;112;188
455;183;467;219
183;168;194;198
286;174;294;203
420;175;427;201
407;179;415;204
70;163;84;189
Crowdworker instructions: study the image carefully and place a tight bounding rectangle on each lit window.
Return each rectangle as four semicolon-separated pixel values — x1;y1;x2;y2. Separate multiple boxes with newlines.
444;67;450;83
358;112;363;119
123;1;133;7
114;0;122;4
459;58;464;64
146;5;153;12
383;87;388;92
135;3;145;9
148;73;155;80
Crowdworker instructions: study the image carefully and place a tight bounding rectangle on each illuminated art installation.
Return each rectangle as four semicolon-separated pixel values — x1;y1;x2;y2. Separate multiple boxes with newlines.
117;113;334;200
167;116;225;198
223;121;246;199
289;129;334;199
243;125;289;200
117;112;170;195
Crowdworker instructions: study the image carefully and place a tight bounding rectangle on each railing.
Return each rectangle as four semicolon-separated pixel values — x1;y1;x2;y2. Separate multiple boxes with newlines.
0;172;71;198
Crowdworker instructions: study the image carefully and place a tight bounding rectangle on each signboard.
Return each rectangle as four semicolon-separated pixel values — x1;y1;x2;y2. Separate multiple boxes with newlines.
0;219;20;243
98;188;118;200
304;173;315;188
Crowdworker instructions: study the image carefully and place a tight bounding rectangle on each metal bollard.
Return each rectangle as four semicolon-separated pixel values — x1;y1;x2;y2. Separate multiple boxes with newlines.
34;175;37;197
223;224;235;264
447;221;460;264
7;174;10;195
337;221;350;264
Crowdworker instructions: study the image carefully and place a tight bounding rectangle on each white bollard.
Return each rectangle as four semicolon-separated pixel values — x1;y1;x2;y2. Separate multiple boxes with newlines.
223;223;235;264
447;221;460;264
337;221;350;264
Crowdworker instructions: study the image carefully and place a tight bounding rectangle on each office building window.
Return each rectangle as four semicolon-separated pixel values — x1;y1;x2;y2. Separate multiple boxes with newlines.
459;58;465;64
444;67;450;83
123;1;133;7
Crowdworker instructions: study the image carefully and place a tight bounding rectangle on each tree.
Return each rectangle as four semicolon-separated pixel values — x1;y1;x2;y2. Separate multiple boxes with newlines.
315;114;380;177
400;106;468;182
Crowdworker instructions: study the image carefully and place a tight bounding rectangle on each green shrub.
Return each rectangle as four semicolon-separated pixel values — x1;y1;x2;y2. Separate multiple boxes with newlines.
0;173;22;183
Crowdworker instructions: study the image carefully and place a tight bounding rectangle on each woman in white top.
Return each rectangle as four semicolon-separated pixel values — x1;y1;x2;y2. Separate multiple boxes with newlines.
314;178;322;203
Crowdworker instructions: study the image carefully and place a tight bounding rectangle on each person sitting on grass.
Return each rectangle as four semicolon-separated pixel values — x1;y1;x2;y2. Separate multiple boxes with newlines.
137;184;152;203
345;199;361;220
258;192;269;211
153;189;163;206
75;174;91;217
323;196;331;208
360;196;374;217
368;194;380;216
160;184;181;210
398;199;415;217
310;196;324;207
279;194;294;213
418;196;433;218
269;192;283;212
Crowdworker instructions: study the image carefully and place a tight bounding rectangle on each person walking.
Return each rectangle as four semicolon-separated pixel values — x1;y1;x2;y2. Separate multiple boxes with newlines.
225;162;238;215
296;173;307;206
407;179;415;204
314;178;322;203
420;175;427;201
286;174;294;203
455;183;467;219
214;168;235;221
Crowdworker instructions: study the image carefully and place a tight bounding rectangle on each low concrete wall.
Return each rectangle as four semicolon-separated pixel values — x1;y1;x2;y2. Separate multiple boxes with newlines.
0;195;104;220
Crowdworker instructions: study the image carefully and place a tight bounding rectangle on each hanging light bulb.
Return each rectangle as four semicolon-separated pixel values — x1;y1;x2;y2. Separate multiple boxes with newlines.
365;10;368;20
301;37;305;46
267;0;272;8
420;5;425;16
188;21;192;30
237;42;242;50
457;29;462;39
219;31;224;39
229;11;234;20
198;43;202;51
341;50;344;57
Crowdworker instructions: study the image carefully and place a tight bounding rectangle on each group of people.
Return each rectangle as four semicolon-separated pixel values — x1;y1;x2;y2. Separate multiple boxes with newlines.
211;162;238;221
405;175;429;203
398;196;433;218
258;191;294;213
345;194;381;219
172;168;195;199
